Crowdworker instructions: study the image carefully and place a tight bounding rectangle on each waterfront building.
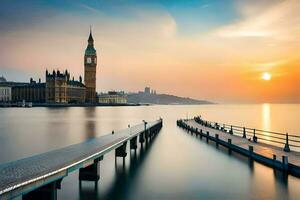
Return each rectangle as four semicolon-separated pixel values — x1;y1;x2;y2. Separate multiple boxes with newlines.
0;76;11;102
46;70;86;104
0;76;7;83
144;87;150;94
151;89;157;95
12;78;45;103
67;77;86;104
84;28;97;103
0;86;12;102
45;70;68;103
98;91;127;104
0;76;45;103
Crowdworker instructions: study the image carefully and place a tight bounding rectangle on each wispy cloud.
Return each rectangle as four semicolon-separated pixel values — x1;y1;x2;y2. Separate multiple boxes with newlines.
201;4;210;8
78;3;100;13
215;0;300;41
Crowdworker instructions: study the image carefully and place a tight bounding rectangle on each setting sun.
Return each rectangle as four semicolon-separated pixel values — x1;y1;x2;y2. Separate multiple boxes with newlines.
262;72;272;81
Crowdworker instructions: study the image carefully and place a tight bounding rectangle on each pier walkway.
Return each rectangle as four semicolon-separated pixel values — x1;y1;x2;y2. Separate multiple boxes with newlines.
0;119;163;200
177;117;300;177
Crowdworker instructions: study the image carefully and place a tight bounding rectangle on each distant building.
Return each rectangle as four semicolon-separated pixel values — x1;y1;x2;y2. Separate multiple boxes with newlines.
1;70;86;104
0;76;11;102
0;76;7;83
0;76;45;103
98;91;127;104
67;78;86;104
0;86;11;102
46;70;86;104
46;70;68;103
12;78;45;103
151;89;157;95
144;87;150;94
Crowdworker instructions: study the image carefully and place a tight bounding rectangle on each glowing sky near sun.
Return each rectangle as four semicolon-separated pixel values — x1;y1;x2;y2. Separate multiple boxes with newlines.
0;0;299;103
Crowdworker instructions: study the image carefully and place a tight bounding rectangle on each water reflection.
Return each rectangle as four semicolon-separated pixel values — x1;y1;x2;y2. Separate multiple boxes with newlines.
262;103;271;131
85;107;97;139
187;131;255;172
78;134;158;200
78;180;99;199
108;142;154;200
261;103;272;143
45;108;71;149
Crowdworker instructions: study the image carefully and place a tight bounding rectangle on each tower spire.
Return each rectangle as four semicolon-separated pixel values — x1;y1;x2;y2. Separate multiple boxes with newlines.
88;25;94;43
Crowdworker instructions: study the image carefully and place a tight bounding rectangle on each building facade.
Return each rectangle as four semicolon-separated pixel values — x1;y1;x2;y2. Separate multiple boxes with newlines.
0;77;45;103
46;70;86;103
0;76;11;102
0;86;12;102
84;28;97;103
98;91;127;104
144;87;150;94
0;76;7;83
12;79;45;103
46;70;68;103
67;79;86;103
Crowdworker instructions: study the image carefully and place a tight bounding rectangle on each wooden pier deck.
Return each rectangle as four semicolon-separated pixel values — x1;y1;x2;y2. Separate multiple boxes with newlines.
0;119;163;200
177;118;300;177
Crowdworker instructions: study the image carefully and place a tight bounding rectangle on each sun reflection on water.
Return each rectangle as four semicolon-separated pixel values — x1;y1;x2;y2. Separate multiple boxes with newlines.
262;103;271;141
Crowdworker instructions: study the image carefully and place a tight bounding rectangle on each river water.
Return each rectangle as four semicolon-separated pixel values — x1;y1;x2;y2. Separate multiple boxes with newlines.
0;104;300;200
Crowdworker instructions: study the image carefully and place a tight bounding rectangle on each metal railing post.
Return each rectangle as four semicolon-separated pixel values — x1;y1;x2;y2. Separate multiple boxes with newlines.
230;126;233;135
243;127;246;138
284;133;290;152
253;129;257;142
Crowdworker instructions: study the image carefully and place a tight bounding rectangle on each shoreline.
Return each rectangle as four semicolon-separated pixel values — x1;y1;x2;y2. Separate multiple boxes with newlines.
0;103;216;108
0;103;147;108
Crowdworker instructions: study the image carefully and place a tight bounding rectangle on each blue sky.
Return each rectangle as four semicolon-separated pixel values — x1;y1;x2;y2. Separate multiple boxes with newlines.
0;0;238;35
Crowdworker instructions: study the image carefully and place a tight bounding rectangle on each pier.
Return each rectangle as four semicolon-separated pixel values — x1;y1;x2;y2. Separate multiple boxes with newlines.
177;116;300;177
0;119;163;200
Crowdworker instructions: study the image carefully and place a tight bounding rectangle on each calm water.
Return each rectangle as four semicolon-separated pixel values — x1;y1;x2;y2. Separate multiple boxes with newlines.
1;104;300;200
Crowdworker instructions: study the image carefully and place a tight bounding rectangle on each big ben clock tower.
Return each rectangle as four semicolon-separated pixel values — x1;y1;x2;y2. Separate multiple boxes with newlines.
84;27;97;103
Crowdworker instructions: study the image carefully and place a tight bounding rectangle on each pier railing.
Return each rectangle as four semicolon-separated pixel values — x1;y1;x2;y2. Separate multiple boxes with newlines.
194;116;300;152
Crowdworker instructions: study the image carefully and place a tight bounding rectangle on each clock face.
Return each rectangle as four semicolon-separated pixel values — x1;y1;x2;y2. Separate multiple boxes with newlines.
87;57;92;64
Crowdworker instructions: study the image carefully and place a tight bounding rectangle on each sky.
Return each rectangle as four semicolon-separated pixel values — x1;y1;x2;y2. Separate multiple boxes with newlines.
0;0;299;103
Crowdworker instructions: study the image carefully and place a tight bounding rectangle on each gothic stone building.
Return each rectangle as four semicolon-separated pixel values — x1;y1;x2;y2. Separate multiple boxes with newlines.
45;70;85;103
67;78;86;103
